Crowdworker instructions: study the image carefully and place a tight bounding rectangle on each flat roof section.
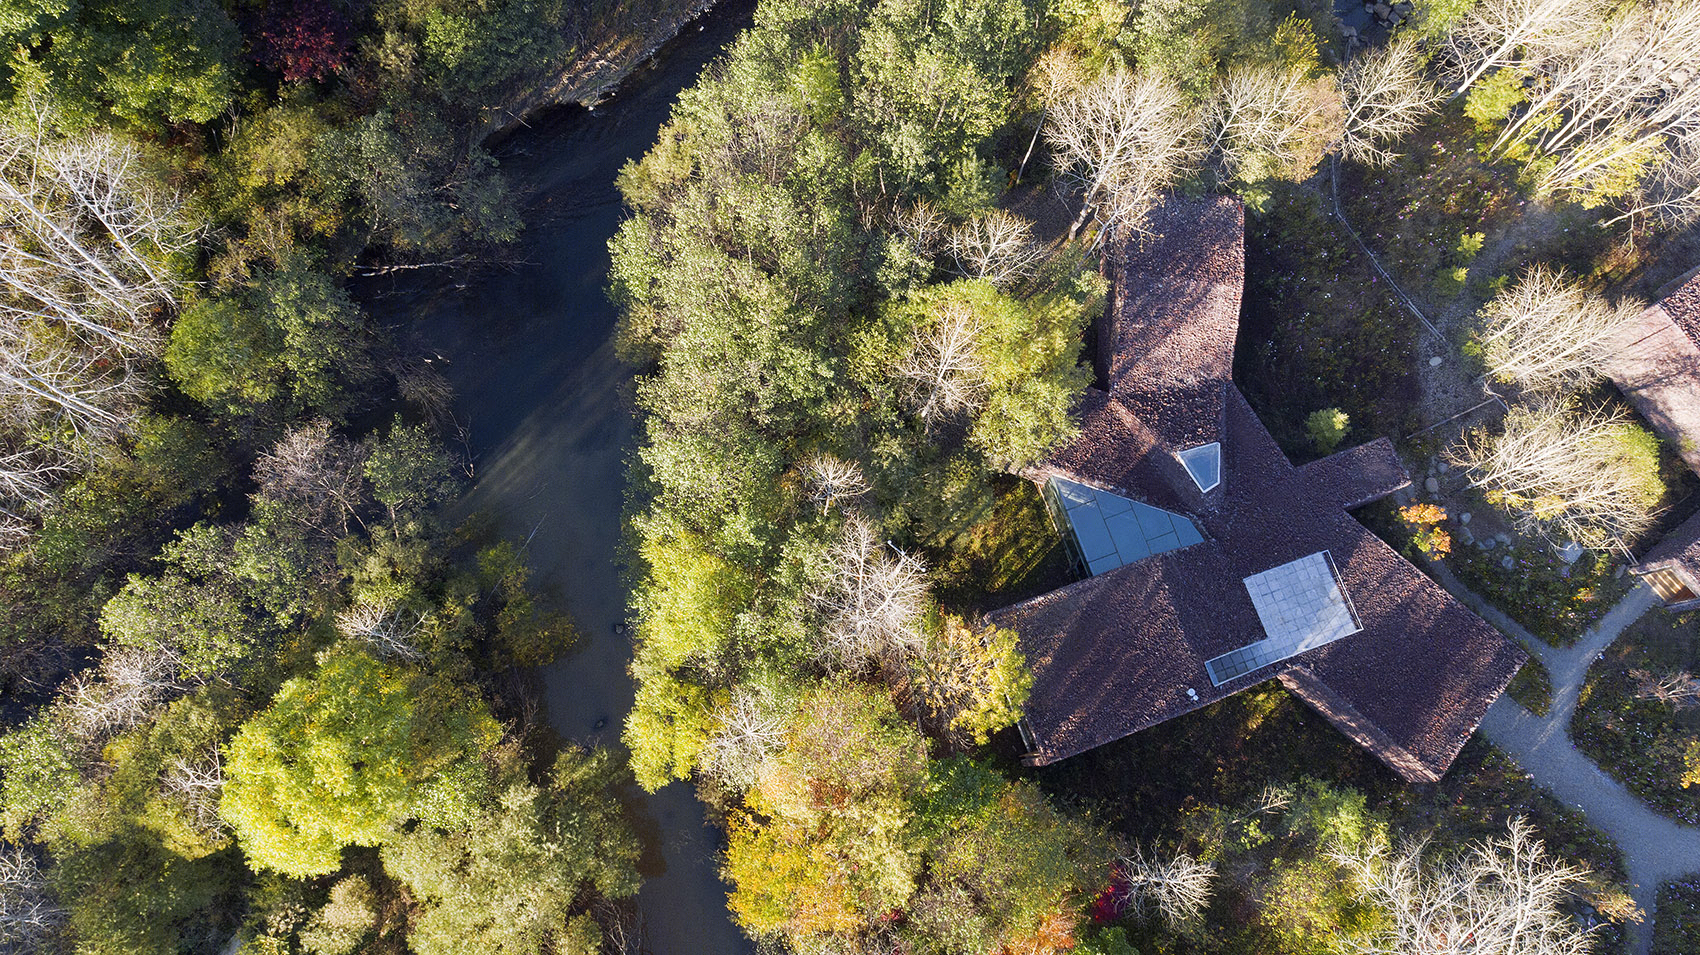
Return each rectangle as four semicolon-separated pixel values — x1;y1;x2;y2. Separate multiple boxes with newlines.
1206;552;1361;685
1048;477;1204;575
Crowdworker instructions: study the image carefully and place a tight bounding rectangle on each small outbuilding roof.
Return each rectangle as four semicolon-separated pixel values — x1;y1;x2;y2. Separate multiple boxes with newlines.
989;196;1525;783
1608;268;1700;477
1611;267;1700;607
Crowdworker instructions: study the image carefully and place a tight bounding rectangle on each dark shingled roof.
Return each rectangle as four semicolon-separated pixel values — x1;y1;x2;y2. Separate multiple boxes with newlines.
989;195;1525;783
1660;269;1700;348
1606;267;1700;477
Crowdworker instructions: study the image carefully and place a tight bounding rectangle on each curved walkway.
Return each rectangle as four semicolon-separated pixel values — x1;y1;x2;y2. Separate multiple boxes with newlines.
1438;571;1700;954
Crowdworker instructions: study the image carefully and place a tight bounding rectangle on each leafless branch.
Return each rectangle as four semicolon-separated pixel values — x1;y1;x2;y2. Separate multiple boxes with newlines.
1333;818;1600;955
1046;69;1202;242
1120;847;1216;926
897;299;986;427
335;597;426;662
1630;668;1700;708
809;515;930;670
804;454;870;513
1339;39;1444;167
1474;265;1641;391
1204;64;1344;183
1450;399;1660;545
0;845;64;954
944;210;1044;287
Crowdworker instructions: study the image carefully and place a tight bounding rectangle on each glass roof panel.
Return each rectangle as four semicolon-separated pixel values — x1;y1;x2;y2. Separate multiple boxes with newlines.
1176;443;1221;493
1204;551;1361;685
1049;478;1204;575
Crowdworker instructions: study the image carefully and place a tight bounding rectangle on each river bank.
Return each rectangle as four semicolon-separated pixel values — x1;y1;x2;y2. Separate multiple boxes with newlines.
480;0;726;137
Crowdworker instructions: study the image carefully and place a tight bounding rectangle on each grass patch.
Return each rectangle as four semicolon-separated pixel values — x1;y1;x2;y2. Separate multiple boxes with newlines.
1337;110;1522;300
1571;606;1700;825
1238;182;1420;462
1446;542;1626;647
1654;878;1700;955
1507;654;1553;716
930;476;1072;613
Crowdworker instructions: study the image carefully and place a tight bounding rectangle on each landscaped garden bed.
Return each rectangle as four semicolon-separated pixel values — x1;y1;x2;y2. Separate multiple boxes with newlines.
1507;654;1554;716
1654;878;1700;955
1034;684;1633;953
1571;607;1700;825
1447;542;1627;647
1237;183;1420;459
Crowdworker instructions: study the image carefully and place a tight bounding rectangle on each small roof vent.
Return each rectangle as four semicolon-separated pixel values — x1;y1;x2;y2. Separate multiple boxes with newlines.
1176;442;1222;493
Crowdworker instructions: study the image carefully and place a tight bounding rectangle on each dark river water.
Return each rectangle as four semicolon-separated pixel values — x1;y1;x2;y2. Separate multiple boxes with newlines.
378;4;758;952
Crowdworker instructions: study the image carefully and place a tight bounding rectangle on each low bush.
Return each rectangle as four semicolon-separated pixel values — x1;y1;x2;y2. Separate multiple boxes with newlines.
1654;878;1700;955
1446;543;1625;648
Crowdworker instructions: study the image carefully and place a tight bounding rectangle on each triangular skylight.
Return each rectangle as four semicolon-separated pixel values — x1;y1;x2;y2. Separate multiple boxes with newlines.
1175;443;1221;493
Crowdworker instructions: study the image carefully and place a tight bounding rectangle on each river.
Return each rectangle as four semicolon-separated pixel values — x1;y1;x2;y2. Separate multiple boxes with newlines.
377;4;758;952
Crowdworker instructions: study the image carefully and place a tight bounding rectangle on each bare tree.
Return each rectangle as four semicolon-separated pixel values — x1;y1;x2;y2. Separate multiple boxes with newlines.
1473;265;1641;391
1606;123;1700;228
1203;64;1345;184
897;299;987;427
1482;0;1700;206
1120;847;1216;926
1630;668;1700;708
1450;400;1660;546
891;201;950;259
1333;818;1599;955
1046;68;1202;241
59;644;186;744
162;749;228;840
1442;0;1612;96
944;210;1045;287
809;515;930;670
253;420;371;537
0;845;64;954
702;689;789;791
0;96;197;550
1339;39;1445;167
804;453;870;513
335;596;426;662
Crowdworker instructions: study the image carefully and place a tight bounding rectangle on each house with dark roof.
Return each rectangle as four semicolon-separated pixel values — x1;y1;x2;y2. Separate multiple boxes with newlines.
1607;268;1700;608
987;195;1527;783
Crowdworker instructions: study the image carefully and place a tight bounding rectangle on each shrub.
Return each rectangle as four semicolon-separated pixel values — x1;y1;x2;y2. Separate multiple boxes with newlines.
1306;407;1350;454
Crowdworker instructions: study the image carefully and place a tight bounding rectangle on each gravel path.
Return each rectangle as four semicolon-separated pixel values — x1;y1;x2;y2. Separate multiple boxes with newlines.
1433;569;1700;955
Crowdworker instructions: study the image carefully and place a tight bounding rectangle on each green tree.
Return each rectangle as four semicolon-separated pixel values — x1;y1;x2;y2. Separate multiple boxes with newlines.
364;418;463;530
100;523;262;679
1305;407;1349;454
219;647;500;877
379;747;641;955
166;254;370;414
6;0;241;125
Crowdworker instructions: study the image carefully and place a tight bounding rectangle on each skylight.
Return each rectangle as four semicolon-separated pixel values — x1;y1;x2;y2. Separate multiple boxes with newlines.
1175;443;1221;493
1204;551;1361;685
1044;477;1203;576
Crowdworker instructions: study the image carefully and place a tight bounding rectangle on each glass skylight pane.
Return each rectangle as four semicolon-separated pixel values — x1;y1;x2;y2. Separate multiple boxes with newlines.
1176;443;1221;493
1203;552;1361;685
1048;478;1204;575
